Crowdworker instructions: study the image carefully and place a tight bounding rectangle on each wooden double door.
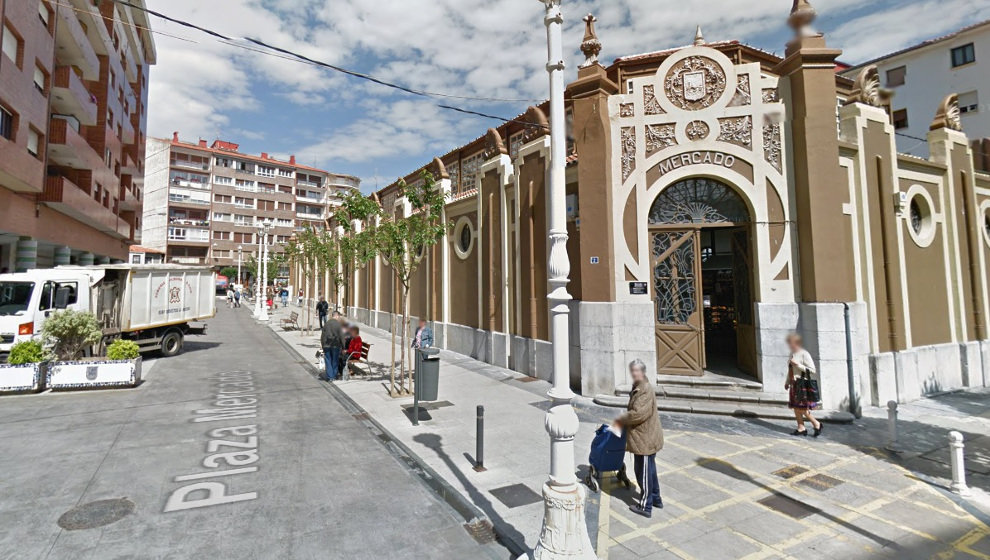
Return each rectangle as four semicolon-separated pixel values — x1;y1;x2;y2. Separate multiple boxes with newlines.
650;225;754;376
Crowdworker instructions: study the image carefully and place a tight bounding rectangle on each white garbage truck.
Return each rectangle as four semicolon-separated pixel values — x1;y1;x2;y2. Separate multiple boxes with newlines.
0;264;216;359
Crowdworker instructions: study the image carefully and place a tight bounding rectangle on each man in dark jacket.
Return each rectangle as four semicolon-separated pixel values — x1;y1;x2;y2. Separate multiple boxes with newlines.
316;296;329;328
617;358;664;518
320;312;345;381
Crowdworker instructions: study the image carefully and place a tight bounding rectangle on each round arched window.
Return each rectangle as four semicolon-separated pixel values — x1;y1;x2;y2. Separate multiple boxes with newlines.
453;217;474;259
649;178;749;225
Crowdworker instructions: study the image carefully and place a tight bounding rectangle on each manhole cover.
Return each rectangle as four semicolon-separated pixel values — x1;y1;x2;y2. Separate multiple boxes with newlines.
798;474;844;491
490;484;542;509
772;465;809;480
57;498;134;530
757;494;819;519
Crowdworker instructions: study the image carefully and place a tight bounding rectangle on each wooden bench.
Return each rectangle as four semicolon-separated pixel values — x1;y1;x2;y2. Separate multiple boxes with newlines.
280;311;300;330
346;342;373;379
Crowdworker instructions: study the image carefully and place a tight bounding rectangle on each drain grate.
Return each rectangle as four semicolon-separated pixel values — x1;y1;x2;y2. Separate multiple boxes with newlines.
757;494;819;519
57;498;134;530
772;465;809;479
490;484;543;509
464;519;496;544
798;474;844;492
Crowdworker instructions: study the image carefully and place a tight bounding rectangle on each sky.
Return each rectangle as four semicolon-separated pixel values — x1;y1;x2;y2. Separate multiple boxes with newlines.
143;0;990;193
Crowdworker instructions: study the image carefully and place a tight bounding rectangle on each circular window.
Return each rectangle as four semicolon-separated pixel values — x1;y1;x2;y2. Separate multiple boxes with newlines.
909;198;924;235
453;217;474;259
904;189;936;247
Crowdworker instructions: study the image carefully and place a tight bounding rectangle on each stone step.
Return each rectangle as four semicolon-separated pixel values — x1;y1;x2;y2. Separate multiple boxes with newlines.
654;374;764;391
659;386;790;406
593;394;854;423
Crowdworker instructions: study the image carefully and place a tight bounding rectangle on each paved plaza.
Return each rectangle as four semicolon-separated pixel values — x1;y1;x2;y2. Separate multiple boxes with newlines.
0;304;503;560
268;305;990;560
2;302;990;559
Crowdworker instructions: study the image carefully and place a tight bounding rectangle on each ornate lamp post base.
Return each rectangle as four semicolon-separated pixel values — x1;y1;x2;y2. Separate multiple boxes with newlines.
529;482;597;560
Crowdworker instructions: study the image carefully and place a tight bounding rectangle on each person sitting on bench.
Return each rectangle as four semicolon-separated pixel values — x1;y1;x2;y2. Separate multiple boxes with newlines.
345;326;363;362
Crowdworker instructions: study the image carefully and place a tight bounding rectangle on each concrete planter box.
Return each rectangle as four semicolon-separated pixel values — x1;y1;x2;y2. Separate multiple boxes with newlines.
47;357;142;391
0;362;45;394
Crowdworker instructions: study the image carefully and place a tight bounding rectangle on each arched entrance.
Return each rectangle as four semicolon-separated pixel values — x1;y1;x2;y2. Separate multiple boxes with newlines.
648;177;756;377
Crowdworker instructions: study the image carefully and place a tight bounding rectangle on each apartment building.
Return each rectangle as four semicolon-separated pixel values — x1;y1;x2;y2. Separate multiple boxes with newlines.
142;133;358;269
841;19;989;158
0;0;155;270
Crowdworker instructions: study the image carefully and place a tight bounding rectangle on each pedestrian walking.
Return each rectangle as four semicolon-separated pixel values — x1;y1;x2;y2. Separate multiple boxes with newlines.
226;288;234;308
616;359;664;518
320;312;345;381
233;287;241;308
411;319;434;349
784;333;823;437
297;289;304;307
280;287;289;308
316;296;329;328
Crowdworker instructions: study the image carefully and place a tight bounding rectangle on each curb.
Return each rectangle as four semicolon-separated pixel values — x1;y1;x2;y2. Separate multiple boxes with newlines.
264;323;523;559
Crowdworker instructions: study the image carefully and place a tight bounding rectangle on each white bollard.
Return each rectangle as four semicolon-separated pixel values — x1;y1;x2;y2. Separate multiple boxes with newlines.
885;401;902;452
949;431;971;496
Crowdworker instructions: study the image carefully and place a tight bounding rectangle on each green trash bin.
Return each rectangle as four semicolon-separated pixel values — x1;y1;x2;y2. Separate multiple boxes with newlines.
416;348;440;402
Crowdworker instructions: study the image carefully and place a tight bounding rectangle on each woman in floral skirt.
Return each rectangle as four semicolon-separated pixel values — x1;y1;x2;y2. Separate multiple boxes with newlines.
784;333;822;437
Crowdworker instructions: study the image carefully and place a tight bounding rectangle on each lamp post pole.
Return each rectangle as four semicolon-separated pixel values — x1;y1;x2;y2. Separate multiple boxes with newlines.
253;226;263;318
530;1;596;559
237;245;243;286
258;222;271;322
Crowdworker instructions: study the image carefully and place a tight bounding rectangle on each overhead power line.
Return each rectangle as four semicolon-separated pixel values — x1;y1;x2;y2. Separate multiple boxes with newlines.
106;0;545;111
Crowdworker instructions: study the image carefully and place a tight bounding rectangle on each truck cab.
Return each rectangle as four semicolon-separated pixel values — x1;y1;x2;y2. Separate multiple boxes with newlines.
0;269;95;358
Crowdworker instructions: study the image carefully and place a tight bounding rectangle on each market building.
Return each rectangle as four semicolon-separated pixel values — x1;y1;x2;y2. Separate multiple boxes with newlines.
142;133;359;270
336;2;990;409
0;0;156;270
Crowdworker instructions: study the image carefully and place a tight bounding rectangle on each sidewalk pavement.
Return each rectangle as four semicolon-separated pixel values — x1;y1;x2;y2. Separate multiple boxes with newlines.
266;309;990;559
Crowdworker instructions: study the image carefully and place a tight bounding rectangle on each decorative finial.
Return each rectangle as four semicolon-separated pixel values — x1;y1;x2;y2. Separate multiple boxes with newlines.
694;25;705;46
579;13;602;68
845;65;887;107
930;93;963;132
788;0;818;37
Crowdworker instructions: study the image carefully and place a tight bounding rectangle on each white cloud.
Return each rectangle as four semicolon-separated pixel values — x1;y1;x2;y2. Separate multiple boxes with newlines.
144;0;982;181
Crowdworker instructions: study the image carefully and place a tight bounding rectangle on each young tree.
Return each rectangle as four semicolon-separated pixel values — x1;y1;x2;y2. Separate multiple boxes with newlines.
373;170;448;395
335;191;383;314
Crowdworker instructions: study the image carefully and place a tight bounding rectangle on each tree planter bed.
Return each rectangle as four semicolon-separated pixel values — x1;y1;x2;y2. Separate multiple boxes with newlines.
0;363;45;394
47;358;142;391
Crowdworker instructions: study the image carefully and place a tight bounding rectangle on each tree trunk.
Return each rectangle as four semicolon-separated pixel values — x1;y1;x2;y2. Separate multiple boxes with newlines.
388;307;397;395
401;283;412;394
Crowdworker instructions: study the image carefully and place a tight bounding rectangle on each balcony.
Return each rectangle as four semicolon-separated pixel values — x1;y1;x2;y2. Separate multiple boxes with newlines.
168;218;210;227
295;212;324;221
48;117;101;169
296;179;322;188
171;178;211;190
55;8;100;80
41;175;127;239
52;66;98;126
171;159;211;172
170;256;206;265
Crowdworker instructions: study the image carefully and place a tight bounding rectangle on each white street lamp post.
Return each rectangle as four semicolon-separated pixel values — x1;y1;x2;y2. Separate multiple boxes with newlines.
530;1;596;559
258;222;271;322
237;245;243;286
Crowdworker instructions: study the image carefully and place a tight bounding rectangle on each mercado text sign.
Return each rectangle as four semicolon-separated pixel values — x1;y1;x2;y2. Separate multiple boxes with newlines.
656;151;737;176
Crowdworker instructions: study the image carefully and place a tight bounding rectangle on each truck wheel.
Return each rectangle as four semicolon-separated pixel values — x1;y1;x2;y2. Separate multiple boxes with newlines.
160;331;183;357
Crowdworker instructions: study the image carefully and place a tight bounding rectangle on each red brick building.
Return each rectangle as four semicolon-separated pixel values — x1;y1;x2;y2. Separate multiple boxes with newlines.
0;0;155;270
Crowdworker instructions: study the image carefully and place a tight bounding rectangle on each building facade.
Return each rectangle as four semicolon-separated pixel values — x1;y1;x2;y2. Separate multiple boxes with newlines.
0;0;155;270
840;20;989;160
340;4;990;409
142;134;358;270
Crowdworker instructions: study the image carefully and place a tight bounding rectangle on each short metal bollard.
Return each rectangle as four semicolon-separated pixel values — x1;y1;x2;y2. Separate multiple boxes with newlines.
949;431;971;496
474;405;486;472
885;400;902;452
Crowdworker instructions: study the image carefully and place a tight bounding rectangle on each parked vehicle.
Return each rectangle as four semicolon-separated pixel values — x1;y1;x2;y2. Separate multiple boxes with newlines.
0;264;216;359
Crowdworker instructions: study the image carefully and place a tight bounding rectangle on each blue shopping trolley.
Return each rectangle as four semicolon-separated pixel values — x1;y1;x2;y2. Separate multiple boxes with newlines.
585;424;632;493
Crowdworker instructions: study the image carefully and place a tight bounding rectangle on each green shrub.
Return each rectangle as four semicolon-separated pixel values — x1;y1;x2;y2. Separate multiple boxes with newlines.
6;340;45;365
41;310;102;361
106;339;140;361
